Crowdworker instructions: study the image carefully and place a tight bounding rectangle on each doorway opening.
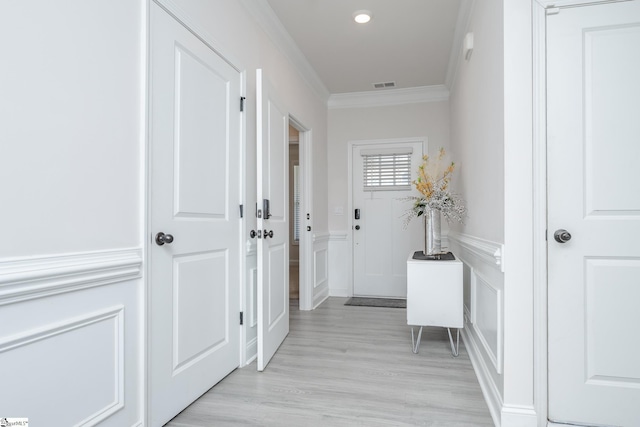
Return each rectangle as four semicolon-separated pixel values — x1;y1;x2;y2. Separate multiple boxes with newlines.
288;125;300;301
288;116;312;311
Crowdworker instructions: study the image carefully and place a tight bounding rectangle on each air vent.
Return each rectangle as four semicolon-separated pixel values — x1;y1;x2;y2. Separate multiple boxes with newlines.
372;81;396;89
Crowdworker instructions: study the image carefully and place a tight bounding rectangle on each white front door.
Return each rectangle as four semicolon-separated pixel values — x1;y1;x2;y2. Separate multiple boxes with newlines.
352;141;425;298
547;2;640;426
149;5;241;425
256;69;289;371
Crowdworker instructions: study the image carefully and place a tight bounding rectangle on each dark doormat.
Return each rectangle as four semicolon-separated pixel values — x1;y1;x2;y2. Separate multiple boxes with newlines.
344;297;406;308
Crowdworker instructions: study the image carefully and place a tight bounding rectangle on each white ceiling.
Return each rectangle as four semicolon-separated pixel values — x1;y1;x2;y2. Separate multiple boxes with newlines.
264;0;463;95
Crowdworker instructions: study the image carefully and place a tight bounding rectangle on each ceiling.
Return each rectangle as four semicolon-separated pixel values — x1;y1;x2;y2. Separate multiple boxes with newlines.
264;0;463;95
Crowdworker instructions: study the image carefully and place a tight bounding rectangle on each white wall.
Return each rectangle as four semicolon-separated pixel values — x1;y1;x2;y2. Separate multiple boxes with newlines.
449;2;505;243
1;2;143;258
0;1;145;425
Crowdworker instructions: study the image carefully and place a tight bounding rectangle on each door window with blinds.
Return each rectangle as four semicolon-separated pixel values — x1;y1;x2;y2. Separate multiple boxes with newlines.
361;148;413;191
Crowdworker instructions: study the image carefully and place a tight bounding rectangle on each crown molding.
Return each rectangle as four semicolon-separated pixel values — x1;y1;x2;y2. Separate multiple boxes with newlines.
239;0;330;103
328;85;449;109
445;0;476;91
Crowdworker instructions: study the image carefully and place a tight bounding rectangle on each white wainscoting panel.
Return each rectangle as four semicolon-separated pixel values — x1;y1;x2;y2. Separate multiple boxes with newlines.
312;232;330;308
314;249;328;288
0;249;143;426
1;307;125;425
474;272;503;374
328;231;350;297
448;232;504;426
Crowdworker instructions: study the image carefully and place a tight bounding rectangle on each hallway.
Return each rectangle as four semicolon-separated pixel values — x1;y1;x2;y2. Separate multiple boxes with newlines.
166;298;493;426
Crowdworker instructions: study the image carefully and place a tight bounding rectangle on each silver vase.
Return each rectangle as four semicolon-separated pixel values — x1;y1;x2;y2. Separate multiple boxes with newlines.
423;208;442;256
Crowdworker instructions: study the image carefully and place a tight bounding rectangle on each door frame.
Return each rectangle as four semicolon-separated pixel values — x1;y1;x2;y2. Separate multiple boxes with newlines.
347;137;427;297
532;2;548;423
144;1;247;423
289;115;314;311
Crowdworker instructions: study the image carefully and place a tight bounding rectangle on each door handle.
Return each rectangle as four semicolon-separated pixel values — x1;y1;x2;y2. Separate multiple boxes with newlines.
263;230;274;238
355;225;360;230
155;232;174;246
554;229;571;243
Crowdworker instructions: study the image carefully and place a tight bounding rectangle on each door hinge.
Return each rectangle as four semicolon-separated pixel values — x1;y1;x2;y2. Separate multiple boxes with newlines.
239;204;244;218
240;311;244;325
240;96;246;112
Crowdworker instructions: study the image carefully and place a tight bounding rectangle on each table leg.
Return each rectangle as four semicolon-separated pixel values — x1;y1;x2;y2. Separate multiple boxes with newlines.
447;328;460;357
411;326;423;354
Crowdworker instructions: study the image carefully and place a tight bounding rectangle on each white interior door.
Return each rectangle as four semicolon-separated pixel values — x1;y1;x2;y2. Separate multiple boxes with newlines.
547;2;640;426
256;69;289;371
149;5;241;425
352;141;424;298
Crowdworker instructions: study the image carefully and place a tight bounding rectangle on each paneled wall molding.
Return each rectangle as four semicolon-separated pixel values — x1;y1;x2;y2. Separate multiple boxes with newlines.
0;248;142;305
328;231;348;241
313;232;330;243
452;231;505;424
0;305;126;425
314;249;328;289
313;232;330;308
448;232;504;272
472;271;504;374
327;230;351;297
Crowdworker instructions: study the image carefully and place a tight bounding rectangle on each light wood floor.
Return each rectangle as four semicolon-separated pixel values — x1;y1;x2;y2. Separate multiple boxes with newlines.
166;298;494;426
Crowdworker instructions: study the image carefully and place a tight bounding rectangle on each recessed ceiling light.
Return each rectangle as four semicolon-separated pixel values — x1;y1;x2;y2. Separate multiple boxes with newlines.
353;10;372;24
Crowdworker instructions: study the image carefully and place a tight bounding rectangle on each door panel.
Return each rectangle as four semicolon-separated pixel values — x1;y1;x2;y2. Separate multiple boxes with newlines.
150;5;240;425
352;142;425;298
547;2;640;425
256;69;289;371
174;45;230;218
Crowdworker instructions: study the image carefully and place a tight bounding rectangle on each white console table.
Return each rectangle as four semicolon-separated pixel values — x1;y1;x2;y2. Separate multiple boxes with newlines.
406;252;463;356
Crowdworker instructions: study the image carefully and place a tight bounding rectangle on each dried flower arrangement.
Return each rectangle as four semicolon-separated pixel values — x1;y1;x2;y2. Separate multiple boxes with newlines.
403;148;467;226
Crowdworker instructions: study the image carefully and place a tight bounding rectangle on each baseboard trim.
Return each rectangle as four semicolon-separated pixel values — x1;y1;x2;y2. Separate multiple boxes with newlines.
245;337;257;366
461;326;503;427
328;289;351;298
501;404;538;427
313;288;329;309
